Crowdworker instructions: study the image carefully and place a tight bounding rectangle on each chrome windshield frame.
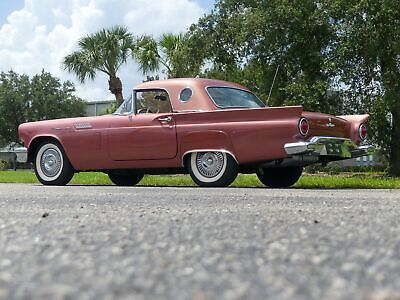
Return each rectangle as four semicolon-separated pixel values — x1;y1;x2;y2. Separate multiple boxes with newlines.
113;92;134;115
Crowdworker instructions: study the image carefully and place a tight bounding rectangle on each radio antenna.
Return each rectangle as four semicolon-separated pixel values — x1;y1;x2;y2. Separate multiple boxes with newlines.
267;65;279;103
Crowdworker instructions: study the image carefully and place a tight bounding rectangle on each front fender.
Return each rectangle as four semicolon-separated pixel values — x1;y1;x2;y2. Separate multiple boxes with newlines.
26;134;64;163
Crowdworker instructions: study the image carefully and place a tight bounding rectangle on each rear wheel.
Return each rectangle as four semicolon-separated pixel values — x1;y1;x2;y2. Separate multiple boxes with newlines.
108;171;144;186
34;141;74;186
188;151;238;187
256;167;303;188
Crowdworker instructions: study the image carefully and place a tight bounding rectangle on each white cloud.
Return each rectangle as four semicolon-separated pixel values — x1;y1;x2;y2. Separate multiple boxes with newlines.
0;0;205;101
0;10;38;49
123;0;203;36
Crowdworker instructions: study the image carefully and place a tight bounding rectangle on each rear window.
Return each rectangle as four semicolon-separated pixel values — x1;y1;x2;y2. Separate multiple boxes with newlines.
207;87;265;109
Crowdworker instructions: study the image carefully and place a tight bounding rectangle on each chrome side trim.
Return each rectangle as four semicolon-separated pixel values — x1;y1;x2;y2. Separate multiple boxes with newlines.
173;110;204;113
181;149;238;167
284;136;374;159
73;123;92;130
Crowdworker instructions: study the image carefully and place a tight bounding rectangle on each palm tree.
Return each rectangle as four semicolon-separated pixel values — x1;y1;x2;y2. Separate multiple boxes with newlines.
63;25;134;106
134;33;201;78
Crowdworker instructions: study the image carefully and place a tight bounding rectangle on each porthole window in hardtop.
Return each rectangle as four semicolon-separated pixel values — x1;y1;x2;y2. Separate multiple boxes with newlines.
179;88;193;102
135;89;172;114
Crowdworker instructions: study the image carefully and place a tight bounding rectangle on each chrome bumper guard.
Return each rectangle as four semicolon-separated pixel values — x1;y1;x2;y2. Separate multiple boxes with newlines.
284;137;374;159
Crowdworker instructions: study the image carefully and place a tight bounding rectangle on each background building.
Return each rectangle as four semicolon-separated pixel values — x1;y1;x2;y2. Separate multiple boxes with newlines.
85;100;114;116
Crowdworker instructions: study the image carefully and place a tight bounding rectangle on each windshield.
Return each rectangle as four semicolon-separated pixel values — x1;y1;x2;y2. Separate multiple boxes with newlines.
207;87;266;108
114;93;133;115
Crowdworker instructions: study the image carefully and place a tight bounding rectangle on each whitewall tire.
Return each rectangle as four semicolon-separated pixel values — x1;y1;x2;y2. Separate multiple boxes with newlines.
188;151;238;187
34;141;74;185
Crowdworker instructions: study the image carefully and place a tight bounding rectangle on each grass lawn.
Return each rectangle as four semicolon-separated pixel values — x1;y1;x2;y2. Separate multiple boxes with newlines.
1;170;400;189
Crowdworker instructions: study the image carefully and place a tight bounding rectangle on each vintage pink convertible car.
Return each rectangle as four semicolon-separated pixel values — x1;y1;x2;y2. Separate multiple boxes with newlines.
18;78;372;187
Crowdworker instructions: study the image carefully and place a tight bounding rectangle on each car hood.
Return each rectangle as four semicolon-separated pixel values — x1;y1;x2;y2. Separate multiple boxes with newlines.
20;115;113;131
18;115;115;147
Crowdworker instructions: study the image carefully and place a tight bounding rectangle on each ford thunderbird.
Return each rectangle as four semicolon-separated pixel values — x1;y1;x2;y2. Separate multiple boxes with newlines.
18;78;372;187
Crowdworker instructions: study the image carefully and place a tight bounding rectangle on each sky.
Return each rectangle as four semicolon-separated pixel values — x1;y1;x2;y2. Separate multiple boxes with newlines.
0;0;216;101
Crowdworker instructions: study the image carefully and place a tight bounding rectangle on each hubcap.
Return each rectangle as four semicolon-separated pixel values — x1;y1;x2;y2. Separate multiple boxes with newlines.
196;152;225;178
40;148;62;178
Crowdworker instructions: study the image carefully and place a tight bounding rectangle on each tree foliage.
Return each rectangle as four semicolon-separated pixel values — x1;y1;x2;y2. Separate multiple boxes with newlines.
134;33;202;78
0;70;85;147
63;25;135;106
323;0;400;175
187;0;338;112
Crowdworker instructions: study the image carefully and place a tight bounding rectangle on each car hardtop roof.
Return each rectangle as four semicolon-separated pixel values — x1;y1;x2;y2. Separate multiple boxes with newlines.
134;78;250;91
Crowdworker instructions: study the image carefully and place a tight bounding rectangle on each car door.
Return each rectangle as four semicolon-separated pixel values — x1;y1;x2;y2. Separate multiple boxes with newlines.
107;89;177;161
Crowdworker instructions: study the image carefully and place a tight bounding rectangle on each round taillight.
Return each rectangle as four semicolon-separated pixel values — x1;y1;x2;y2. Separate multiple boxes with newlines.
299;118;309;136
359;124;367;140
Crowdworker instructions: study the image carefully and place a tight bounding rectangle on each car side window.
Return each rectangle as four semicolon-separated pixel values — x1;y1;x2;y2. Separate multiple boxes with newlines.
136;90;172;114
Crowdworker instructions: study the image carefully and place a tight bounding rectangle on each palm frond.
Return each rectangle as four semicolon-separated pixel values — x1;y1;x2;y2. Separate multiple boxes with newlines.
63;51;96;83
133;35;161;74
63;25;135;82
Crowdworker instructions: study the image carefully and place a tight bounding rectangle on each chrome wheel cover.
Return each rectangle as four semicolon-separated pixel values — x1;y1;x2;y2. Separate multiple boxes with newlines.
195;152;225;178
40;148;62;178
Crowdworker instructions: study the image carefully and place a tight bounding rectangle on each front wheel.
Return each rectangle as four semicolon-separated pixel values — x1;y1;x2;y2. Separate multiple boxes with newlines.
256;167;303;188
108;171;144;186
34;141;74;186
188;151;238;187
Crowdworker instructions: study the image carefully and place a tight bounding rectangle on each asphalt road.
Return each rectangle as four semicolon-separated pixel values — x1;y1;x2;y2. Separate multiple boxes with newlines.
1;184;400;300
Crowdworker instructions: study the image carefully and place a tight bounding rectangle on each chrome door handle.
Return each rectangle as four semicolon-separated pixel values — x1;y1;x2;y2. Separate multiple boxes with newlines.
158;116;173;122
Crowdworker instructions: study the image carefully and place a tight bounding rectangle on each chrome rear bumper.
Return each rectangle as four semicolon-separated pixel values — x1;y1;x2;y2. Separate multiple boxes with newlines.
284;137;373;159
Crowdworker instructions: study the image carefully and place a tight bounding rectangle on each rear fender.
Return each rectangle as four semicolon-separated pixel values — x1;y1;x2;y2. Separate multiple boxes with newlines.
179;130;237;166
338;114;369;144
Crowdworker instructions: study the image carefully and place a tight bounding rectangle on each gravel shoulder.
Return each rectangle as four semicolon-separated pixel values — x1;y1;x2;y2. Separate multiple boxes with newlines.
1;184;400;299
